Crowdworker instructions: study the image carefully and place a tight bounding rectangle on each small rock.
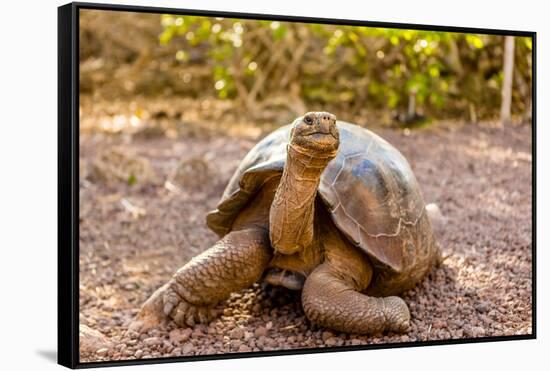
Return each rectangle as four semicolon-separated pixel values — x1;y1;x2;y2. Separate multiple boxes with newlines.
238;344;251;352
134;349;143;359
96;348;109;356
169;328;192;344
115;343;126;351
254;326;268;337
475;302;490;313
472;326;486;337
265;337;277;348
182;342;194;354
207;326;217;335
229;327;245;340
322;331;335;341
142;337;161;347
244;331;254;341
425;203;446;236
191;327;205;338
167;157;213;191
432;320;445;329
351;339;363;346
204;346;216;355
230;339;242;349
171;348;182;357
325;337;338;346
122;282;138;291
463;325;474;337
126;331;139;340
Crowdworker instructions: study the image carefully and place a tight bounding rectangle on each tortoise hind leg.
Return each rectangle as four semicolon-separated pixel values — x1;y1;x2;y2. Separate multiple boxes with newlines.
302;263;410;334
301;229;410;334
131;227;271;331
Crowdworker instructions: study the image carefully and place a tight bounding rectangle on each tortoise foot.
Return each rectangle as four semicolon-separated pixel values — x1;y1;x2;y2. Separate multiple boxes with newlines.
162;284;219;327
169;299;219;327
382;296;411;333
128;283;170;333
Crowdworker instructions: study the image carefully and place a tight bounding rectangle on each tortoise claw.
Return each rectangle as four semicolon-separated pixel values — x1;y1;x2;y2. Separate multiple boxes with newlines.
185;306;197;326
163;302;176;317
129;283;171;333
197;309;209;324
167;297;218;327
172;309;186;327
185;314;196;327
162;285;181;316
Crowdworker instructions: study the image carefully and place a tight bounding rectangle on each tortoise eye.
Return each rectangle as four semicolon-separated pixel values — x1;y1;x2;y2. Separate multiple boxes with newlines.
304;116;313;125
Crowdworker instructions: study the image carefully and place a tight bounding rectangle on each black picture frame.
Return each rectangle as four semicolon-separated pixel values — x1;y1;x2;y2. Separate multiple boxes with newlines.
58;2;537;369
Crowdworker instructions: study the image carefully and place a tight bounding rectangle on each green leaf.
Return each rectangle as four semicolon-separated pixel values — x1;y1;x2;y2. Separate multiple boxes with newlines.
128;174;137;186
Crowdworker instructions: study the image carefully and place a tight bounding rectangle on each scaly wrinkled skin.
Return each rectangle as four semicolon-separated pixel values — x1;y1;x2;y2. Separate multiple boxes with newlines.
301;215;410;334
163;228;271;326
131;228;271;332
302;265;409;333
132;112;412;335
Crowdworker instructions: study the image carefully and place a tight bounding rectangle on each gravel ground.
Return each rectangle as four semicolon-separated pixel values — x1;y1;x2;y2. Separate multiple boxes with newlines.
78;121;532;363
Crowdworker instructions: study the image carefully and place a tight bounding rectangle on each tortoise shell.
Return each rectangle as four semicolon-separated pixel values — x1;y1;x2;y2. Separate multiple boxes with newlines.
207;121;435;276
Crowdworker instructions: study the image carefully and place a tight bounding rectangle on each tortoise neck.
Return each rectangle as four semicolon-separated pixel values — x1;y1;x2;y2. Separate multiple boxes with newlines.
285;144;334;180
269;144;332;255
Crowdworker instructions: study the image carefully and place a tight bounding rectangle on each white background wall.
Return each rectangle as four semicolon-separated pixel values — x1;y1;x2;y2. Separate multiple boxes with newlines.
0;0;545;369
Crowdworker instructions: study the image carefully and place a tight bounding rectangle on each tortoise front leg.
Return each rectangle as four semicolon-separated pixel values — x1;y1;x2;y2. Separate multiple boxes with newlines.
165;227;271;326
302;262;410;334
132;227;271;331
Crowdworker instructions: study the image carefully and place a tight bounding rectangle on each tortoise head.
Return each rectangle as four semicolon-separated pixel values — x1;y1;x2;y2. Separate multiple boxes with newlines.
290;112;340;158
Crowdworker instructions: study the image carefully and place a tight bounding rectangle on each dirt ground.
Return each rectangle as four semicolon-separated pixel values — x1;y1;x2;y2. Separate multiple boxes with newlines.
78;112;532;362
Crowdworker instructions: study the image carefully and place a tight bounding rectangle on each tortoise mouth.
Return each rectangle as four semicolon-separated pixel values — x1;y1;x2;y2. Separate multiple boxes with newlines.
292;131;340;156
303;131;338;139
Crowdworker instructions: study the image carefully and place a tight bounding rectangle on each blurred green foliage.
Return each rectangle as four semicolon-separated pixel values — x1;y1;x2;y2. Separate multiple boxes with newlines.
159;14;532;122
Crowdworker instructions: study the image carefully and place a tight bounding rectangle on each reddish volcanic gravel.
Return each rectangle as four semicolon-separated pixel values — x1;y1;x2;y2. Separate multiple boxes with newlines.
78;121;532;362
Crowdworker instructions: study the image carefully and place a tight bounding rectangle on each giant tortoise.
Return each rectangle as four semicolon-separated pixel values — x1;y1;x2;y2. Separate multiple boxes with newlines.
134;112;440;335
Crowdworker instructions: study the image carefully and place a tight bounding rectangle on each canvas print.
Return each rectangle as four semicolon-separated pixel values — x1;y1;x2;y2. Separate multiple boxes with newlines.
77;8;533;364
